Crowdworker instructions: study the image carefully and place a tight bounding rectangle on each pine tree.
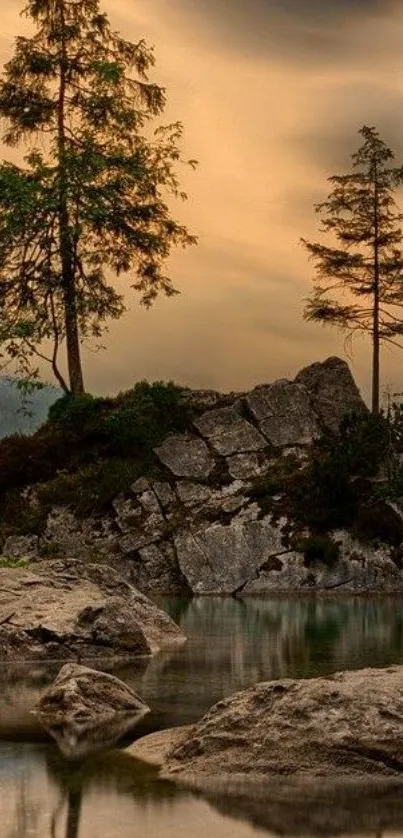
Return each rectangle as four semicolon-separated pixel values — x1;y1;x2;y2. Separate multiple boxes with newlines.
0;0;197;393
301;126;403;414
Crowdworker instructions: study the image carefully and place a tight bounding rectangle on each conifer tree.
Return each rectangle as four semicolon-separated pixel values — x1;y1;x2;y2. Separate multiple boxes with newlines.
302;126;403;414
0;0;197;393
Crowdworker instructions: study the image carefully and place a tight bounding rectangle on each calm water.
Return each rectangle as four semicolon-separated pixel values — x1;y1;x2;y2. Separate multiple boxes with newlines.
2;595;403;838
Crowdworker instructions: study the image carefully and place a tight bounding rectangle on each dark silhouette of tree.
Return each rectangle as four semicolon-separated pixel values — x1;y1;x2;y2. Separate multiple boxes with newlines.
0;0;197;393
301;126;403;413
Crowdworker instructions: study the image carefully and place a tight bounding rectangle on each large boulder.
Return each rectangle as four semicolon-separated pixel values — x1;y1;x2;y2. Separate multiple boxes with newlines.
0;559;185;663
36;663;149;758
164;666;403;782
246;380;319;447
295;356;366;433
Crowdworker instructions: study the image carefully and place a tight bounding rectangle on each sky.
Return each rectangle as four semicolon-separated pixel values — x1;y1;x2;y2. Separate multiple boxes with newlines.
1;0;403;402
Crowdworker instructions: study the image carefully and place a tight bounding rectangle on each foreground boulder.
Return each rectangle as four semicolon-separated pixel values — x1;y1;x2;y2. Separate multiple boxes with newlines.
163;666;403;782
0;558;185;663
36;663;149;758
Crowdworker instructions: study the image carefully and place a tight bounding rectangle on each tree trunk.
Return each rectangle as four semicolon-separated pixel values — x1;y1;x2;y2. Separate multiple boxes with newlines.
372;162;380;414
57;0;85;395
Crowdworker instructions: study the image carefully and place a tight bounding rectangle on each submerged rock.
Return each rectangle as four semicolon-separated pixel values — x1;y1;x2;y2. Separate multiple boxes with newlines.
163;666;403;783
37;663;149;758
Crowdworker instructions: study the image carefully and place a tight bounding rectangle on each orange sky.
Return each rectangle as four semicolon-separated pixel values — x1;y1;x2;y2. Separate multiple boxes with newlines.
1;0;403;402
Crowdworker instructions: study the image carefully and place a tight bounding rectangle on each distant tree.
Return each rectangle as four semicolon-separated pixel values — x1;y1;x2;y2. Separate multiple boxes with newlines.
301;125;403;414
0;0;197;393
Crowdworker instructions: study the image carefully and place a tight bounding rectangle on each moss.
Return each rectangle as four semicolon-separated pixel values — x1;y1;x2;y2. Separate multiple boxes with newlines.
0;556;31;568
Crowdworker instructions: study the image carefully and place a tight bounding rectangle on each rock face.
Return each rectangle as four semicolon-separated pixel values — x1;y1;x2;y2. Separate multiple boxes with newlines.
164;666;403;782
175;517;286;594
0;559;185;662
37;663;149;758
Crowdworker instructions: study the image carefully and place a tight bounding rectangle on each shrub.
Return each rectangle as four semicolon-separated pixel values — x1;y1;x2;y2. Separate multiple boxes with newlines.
48;393;106;428
35;457;149;517
297;534;340;569
102;380;188;453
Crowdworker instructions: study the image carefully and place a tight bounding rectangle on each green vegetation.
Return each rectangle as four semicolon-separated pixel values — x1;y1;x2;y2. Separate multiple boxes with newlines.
302;126;403;414
0;380;190;543
0;556;30;569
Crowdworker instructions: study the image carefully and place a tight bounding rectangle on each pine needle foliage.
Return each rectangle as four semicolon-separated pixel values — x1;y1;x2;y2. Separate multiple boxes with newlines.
301;126;403;413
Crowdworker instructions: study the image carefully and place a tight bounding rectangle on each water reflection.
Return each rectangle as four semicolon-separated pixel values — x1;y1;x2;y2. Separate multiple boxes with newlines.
2;597;403;837
0;742;268;838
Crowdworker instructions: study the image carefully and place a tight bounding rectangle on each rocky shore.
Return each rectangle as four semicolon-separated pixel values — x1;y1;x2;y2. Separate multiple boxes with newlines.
0;558;185;663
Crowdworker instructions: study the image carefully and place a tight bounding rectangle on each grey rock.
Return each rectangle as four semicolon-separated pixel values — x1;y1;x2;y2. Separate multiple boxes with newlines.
227;453;262;480
164;666;403;783
137;489;161;515
131;543;189;595
239;531;403;594
295;356;367;433
179;389;243;411
2;534;38;559
130;477;151;494
175;516;285;594
155;433;215;479
194;407;267;456
241;552;308;593
176;481;213;507
36;663;149;758
112;495;142;533
152;481;176;510
247;380;319;447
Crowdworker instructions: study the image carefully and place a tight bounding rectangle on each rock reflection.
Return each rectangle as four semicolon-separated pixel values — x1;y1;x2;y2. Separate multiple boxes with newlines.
201;776;403;837
41;706;150;759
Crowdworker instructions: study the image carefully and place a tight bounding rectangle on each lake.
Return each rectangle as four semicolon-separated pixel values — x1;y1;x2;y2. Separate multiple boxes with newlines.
1;595;403;838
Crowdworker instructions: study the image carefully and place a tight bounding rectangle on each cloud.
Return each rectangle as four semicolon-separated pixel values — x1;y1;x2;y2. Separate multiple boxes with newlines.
153;0;389;65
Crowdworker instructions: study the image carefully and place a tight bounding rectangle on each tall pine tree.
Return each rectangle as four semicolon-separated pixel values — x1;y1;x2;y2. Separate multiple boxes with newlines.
0;0;197;393
302;126;403;413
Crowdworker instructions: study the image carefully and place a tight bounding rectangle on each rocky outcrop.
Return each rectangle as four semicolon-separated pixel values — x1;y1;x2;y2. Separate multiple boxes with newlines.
163;666;403;782
0;559;185;662
3;356;384;596
36;663;149;758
